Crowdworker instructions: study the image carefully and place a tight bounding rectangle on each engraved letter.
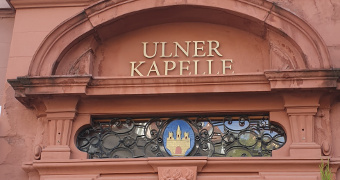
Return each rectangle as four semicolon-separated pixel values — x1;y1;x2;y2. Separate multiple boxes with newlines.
174;41;190;57
208;40;223;57
130;61;145;76
160;42;173;58
193;60;199;75
207;60;213;74
164;61;176;75
143;42;158;59
179;60;190;75
221;59;233;74
193;41;206;57
147;61;161;76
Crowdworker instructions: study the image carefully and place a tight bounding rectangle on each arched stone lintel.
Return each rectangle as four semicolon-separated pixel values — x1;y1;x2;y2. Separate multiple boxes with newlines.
265;5;331;69
28;0;331;76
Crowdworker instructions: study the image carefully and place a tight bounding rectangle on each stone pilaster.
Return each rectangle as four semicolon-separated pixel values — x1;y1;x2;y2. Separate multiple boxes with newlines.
41;97;79;160
283;93;321;158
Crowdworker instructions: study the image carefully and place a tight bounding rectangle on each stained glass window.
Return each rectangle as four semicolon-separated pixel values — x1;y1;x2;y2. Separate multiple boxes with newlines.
76;115;286;158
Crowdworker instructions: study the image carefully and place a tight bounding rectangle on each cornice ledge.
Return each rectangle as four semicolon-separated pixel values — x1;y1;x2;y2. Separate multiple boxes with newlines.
87;74;271;95
8;74;271;97
8;75;91;93
0;9;15;17
7;76;91;107
264;69;340;90
10;0;98;9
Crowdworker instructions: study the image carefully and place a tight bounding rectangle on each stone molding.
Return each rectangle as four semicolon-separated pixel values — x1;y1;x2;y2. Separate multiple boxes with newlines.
265;70;340;89
9;0;98;9
8;76;89;108
21;157;339;179
7;70;340;108
27;0;331;76
0;9;15;17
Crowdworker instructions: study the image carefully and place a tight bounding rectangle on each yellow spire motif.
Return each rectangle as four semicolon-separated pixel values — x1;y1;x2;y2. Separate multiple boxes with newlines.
176;125;181;140
166;125;190;156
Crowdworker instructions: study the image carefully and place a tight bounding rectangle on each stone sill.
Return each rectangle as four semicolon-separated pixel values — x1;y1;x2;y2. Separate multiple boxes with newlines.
22;157;338;175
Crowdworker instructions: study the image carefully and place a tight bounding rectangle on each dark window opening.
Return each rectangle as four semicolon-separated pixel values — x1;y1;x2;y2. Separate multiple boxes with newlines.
76;115;286;159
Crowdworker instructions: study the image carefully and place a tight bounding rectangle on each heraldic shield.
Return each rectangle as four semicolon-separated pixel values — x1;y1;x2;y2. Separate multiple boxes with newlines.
163;119;195;156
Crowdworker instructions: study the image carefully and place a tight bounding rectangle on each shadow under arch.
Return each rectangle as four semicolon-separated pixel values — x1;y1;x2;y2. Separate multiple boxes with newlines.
28;0;331;76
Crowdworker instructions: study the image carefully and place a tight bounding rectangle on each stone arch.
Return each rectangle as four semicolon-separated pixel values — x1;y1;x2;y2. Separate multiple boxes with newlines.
28;0;331;76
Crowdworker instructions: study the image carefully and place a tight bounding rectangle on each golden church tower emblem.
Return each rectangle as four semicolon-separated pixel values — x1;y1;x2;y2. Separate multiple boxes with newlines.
165;124;191;156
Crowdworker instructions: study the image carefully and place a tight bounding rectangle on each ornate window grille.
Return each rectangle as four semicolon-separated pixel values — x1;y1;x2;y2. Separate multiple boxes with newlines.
76;115;286;158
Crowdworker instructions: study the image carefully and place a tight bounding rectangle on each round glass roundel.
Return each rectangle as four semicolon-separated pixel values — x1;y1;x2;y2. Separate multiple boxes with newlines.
238;131;258;147
163;119;195;156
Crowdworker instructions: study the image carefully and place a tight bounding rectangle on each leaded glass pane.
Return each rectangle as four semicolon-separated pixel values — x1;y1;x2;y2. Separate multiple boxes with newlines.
76;115;286;158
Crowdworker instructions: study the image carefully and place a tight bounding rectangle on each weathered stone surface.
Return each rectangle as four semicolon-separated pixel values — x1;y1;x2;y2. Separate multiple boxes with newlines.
1;0;340;180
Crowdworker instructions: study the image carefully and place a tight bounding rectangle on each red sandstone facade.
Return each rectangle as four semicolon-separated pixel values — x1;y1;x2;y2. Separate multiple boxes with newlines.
1;0;340;179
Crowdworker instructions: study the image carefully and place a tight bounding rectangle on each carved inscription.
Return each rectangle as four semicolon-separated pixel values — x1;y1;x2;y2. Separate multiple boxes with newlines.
130;40;233;76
